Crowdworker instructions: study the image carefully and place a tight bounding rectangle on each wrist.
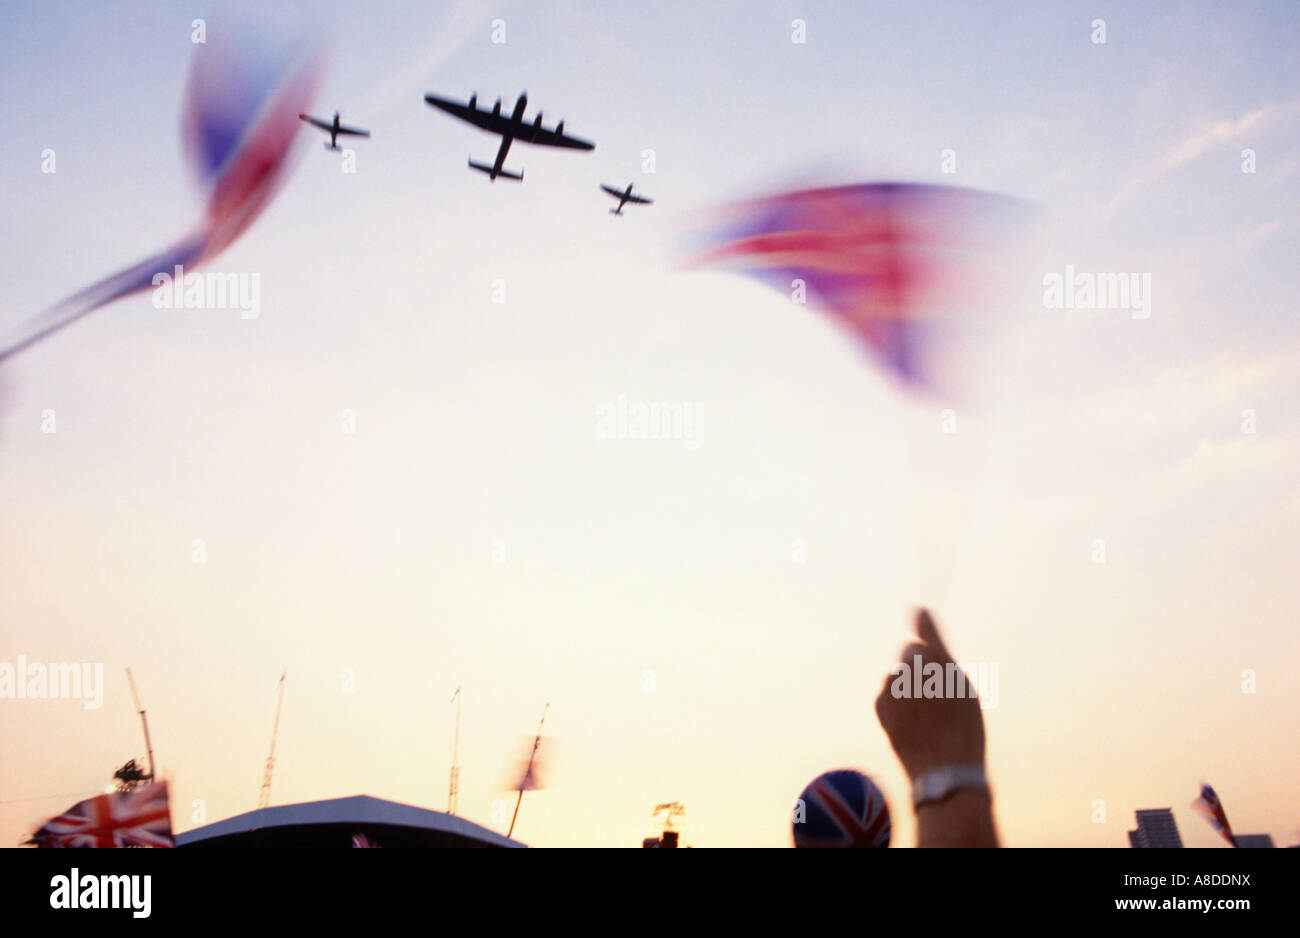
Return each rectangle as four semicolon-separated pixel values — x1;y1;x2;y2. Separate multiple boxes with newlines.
911;762;989;809
916;787;991;813
915;789;998;847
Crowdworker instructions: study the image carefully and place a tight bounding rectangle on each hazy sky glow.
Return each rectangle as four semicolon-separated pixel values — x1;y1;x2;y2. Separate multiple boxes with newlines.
1;0;1297;848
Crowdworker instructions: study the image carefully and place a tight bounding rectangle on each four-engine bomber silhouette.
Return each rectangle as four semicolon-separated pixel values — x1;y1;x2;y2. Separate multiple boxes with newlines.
298;111;371;151
423;91;595;181
601;182;653;215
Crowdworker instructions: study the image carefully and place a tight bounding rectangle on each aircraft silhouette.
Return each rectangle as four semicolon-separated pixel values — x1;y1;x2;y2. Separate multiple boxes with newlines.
423;91;594;181
298;111;370;151
601;182;653;215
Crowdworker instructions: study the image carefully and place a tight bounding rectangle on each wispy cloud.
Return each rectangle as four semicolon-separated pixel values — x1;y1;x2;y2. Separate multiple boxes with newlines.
1069;342;1300;433
1099;103;1294;214
360;0;492;113
1153;434;1296;498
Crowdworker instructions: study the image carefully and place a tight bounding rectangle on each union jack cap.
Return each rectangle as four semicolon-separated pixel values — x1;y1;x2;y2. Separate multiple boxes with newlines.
793;769;891;848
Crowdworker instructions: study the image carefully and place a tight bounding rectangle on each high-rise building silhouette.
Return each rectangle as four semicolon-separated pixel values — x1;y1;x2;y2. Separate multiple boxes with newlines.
1233;834;1275;848
1128;808;1183;847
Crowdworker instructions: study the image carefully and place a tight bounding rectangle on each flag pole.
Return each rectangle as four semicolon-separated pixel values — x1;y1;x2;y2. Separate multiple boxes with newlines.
507;702;548;839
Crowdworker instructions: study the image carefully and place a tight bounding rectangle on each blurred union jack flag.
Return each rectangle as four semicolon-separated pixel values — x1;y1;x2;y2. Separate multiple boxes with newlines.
0;23;324;363
1192;783;1236;847
685;182;1026;394
28;781;173;848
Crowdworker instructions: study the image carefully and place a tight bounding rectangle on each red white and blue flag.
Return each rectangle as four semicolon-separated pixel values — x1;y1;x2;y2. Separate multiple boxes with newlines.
0;21;324;362
28;781;173;848
684;182;1025;395
1192;784;1236;847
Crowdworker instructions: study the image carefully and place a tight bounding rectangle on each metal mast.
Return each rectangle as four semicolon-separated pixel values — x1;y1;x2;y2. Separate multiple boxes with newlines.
448;684;462;814
258;670;286;809
124;668;156;782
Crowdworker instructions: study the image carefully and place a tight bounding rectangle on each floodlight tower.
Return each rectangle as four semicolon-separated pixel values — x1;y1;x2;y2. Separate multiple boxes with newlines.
448;684;462;814
258;670;287;809
654;802;686;830
121;668;156;786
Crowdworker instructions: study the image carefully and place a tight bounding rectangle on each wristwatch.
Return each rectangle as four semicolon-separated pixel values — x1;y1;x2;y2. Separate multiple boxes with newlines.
912;764;989;809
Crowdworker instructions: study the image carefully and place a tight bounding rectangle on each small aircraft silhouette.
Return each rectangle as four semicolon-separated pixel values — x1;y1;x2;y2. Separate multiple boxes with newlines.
601;183;653;215
298;111;371;151
423;91;594;181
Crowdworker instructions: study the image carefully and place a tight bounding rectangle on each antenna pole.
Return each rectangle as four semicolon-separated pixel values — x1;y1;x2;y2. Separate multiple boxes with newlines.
125;668;156;781
448;684;462;814
258;670;287;809
507;701;548;839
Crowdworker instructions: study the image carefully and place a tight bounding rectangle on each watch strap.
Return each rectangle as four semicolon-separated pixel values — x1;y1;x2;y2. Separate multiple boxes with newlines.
912;764;989;808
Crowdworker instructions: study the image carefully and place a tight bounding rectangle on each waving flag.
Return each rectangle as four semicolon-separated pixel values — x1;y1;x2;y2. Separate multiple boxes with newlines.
684;182;1026;394
0;21;324;363
1192;784;1237;847
28;781;173;848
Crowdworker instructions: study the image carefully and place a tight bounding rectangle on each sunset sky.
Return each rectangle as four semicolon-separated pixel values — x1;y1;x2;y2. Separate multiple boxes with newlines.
1;0;1297;848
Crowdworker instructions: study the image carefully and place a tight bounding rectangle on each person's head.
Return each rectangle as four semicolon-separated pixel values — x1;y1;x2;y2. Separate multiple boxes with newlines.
792;769;891;847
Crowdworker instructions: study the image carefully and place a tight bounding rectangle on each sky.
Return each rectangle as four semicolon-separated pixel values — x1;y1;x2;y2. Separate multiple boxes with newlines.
1;0;1297;848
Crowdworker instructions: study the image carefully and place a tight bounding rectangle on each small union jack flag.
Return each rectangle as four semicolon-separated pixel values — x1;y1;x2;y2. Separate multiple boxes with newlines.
1192;783;1236;847
793;769;891;848
28;781;173;848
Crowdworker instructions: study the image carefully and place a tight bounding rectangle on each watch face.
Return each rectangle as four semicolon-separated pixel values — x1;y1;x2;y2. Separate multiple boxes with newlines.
916;766;987;806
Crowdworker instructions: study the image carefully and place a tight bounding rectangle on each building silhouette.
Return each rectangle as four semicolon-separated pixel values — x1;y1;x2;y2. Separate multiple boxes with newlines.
1233;834;1275;848
176;795;525;848
1128;808;1183;847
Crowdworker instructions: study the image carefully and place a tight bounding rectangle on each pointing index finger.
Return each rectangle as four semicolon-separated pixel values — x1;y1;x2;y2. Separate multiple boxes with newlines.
915;607;953;663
